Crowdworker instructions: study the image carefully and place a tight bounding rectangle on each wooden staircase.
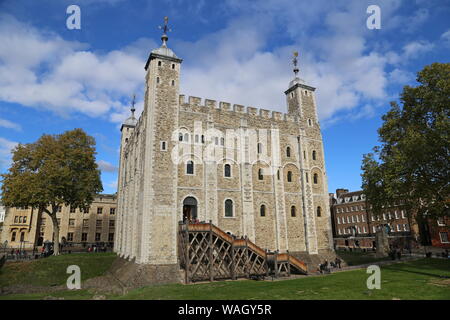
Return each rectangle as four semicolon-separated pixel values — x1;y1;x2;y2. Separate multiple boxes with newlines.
178;221;307;283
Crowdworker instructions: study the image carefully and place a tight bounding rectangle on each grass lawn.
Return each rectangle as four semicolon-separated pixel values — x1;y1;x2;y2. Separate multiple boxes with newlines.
1;257;449;300
0;252;116;287
336;250;392;266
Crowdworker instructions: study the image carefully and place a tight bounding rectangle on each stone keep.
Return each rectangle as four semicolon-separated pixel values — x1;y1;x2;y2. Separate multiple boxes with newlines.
115;25;334;269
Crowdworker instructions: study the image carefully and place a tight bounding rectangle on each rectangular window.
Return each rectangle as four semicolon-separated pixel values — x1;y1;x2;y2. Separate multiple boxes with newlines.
361;215;365;222
110;208;116;215
352;216;355;223
439;232;449;243
108;233;114;242
97;207;103;214
347;216;350;223
81;233;87;241
401;210;406;218
14;216;18;223
338;229;341;235
95;233;101;242
337;217;340;224
397;224;401;231
356;215;359;223
70;207;76;213
67;233;73;241
109;220;115;227
383;213;386;220
96;219;102;227
69;219;75;226
160;141;167;151
84;207;90;214
83;219;89;228
363;226;367;233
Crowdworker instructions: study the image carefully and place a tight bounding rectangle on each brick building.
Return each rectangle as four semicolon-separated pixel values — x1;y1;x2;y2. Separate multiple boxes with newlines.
0;194;117;250
330;189;414;250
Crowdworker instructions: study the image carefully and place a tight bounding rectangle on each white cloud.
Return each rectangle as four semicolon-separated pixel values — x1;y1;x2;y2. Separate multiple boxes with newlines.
0;137;18;170
97;160;118;173
402;41;434;60
0;0;441;129
0;14;148;121
0;118;21;131
441;29;450;45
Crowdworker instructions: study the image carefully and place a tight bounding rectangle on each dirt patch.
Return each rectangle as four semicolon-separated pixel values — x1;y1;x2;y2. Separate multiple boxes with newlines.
428;278;450;287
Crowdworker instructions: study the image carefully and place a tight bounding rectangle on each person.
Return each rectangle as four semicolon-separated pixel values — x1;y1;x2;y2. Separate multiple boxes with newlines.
335;257;342;269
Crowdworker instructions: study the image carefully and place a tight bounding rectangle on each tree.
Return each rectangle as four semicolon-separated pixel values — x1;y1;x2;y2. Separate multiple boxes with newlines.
361;63;450;241
1;128;103;255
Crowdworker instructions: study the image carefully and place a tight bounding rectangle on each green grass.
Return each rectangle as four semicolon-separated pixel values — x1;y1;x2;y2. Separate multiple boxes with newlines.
337;250;392;266
1;257;449;300
0;252;116;287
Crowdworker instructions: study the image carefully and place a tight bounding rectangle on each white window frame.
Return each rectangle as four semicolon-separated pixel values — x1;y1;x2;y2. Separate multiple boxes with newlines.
439;232;449;243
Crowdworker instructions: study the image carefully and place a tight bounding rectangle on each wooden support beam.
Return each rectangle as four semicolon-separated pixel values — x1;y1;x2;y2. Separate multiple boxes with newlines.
274;250;279;278
287;250;291;277
185;224;190;284
209;221;214;282
231;235;236;280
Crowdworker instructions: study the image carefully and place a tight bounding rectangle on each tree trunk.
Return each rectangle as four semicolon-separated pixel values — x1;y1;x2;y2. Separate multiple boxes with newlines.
46;210;60;256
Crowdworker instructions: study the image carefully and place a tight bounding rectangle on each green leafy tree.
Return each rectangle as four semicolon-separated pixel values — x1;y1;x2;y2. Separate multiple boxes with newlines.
361;63;450;243
1;129;103;254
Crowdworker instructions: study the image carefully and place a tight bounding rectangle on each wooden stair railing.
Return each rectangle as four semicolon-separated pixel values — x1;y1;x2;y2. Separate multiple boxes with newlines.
178;221;307;283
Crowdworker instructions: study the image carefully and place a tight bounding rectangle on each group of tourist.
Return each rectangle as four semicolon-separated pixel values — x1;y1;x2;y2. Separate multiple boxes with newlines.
318;257;342;274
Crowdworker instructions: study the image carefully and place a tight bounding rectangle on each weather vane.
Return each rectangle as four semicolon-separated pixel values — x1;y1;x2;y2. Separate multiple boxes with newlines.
131;94;136;116
292;51;299;77
158;16;171;46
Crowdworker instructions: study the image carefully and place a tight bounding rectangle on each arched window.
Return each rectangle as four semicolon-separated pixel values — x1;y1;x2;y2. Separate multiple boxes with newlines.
220;137;225;146
156;77;160;84
258;168;263;180
277;170;280;180
11;231;16;242
172;63;175;69
313;173;318;184
179;133;183;141
286;146;291;157
171;80;175;86
257;143;262;154
184;133;189;142
287;171;292;182
224;164;231;177
20;232;25;242
186;160;194;175
260;205;266;217
308;119;312;126
291;206;296;217
312;150;317;160
201;135;205;143
317;206;322;217
225;199;233;217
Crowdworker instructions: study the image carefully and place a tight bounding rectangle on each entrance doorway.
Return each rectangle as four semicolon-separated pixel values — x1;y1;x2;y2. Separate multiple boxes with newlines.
183;197;198;222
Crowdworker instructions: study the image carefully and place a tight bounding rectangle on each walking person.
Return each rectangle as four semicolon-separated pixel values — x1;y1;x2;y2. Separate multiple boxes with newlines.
335;257;342;269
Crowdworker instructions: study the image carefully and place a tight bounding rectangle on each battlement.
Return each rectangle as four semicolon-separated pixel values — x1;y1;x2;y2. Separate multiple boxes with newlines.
179;94;297;122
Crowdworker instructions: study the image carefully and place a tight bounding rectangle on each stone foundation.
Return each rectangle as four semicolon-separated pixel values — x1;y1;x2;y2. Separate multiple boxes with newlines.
107;256;183;289
291;249;345;273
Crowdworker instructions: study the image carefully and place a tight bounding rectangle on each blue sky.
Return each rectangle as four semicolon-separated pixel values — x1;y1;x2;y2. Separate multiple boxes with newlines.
0;0;449;195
